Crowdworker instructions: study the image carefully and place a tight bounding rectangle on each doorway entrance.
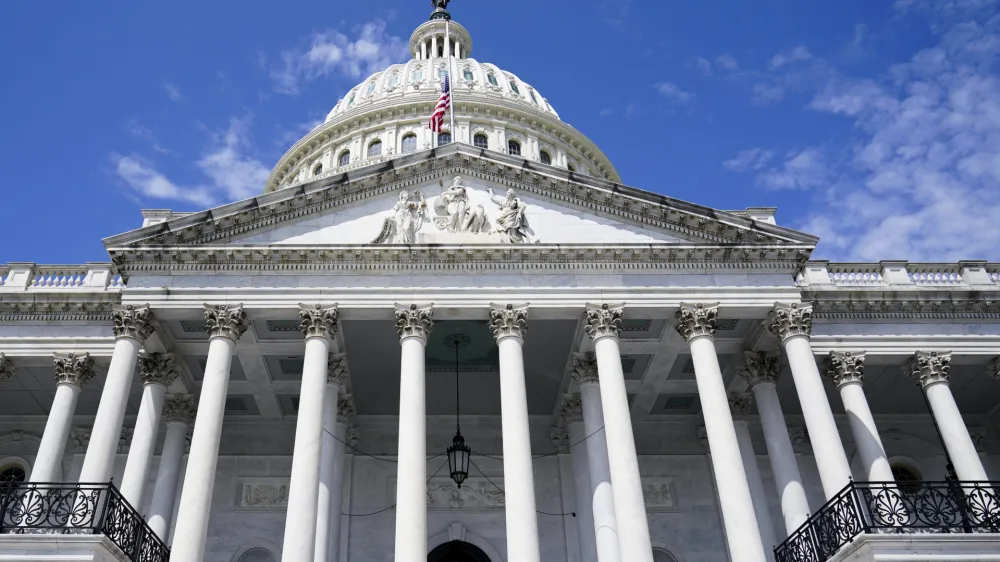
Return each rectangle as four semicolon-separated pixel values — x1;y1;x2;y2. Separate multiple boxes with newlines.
427;540;492;562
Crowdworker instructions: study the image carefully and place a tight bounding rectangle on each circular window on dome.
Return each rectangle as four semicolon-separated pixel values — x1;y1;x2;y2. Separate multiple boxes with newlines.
540;151;552;165
474;134;489;150
401;134;418;154
0;461;27;488
367;140;382;158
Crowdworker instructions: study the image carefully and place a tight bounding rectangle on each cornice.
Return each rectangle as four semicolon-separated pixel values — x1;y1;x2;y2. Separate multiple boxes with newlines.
809;297;1000;320
0;301;118;322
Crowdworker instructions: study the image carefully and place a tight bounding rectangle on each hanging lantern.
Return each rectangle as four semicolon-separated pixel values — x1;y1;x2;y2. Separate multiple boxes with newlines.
447;430;471;488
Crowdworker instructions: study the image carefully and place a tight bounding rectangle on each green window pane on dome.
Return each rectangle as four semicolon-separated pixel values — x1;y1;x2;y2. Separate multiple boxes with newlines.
529;90;538;105
438;69;448;81
366;81;377;95
412;69;424;82
348;92;356;105
463;69;474;81
387;74;399;88
509;80;521;95
487;73;498;86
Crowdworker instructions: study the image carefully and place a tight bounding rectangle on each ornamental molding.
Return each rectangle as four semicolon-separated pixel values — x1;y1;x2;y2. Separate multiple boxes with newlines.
53;352;96;387
139;352;178;387
394;303;434;341
298;303;339;341
766;303;813;342
337;393;356;423
584;302;624;341
204;304;248;341
905;350;952;388
0;301;118;323
238;478;290;511
807;298;1000;320
741;351;780;387
163;394;197;425
558;393;583;424
111;304;155;342
675;302;719;343
728;393;751;418
328;353;349;387
643;478;678;511
70;427;91;453
423;478;506;510
549;426;569;448
824;351;866;388
488;303;529;341
571;352;599;386
0;354;14;386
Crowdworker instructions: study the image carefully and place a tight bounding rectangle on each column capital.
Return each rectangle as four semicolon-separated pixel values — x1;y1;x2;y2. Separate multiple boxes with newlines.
299;304;340;341
204;304;248;341
112;304;156;342
740;351;780;387
488;303;529;341
139;352;178;387
53;352;96;387
675;302;719;342
337;393;357;424
729;392;752;419
824;351;866;388
163;394;197;425
549;426;569;448
71;427;92;453
327;353;350;387
988;357;1000;381
0;353;14;386
571;352;600;386
559;393;584;424
905;350;952;388
584;302;625;341
394;303;434;341
766;303;813;342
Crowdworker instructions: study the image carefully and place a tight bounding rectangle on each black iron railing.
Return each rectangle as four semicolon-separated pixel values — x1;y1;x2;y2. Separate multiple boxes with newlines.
0;481;169;562
775;481;1000;562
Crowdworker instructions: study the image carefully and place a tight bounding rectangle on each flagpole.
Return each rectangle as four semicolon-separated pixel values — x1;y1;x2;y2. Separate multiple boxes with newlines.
446;18;456;142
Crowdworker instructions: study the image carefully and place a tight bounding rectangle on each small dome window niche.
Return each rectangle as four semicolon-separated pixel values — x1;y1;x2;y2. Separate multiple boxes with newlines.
528;89;539;106
338;151;351;167
438;132;451;146
368;140;382;158
347;91;357;106
540;151;552;165
386;74;399;88
487;73;498;87
508;79;521;95
463;69;474;81
401;134;418;154
411;69;424;83
474;134;489;149
567;162;576;172
507;139;522;156
438;68;449;82
366;81;378;96
312;163;323;176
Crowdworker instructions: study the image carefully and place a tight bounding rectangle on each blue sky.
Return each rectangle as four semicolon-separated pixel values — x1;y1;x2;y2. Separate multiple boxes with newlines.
2;0;998;263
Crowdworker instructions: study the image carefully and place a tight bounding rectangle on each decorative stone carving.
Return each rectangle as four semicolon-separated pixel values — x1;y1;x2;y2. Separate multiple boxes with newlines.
824;351;866;387
337;394;356;423
488;303;529;341
728;393;752;418
139;352;178;387
163;394;197;425
53;352;96;387
239;478;290;510
571;352;599;385
741;351;780;387
969;427;988;453
642;478;677;511
696;426;708;449
327;353;349;387
988;357;1000;380
117;427;133;454
675;302;719;342
559;393;583;424
433;176;487;234
584;303;625;341
372;190;427;244
70;427;91;453
111;304;155;342
905;350;952;388
347;426;361;448
766;303;813;342
549;426;569;448
204;304;248;341
426;479;505;509
0;354;14;386
299;304;339;341
394;303;434;341
487;187;530;243
788;426;810;453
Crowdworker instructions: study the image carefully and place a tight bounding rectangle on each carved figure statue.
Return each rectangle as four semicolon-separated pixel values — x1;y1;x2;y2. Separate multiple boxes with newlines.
372;190;427;244
432;0;451;9
488;187;530;243
462;204;487;233
433;176;471;232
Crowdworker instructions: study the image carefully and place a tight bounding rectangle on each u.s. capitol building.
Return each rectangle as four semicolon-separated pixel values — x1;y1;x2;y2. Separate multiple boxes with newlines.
1;4;998;562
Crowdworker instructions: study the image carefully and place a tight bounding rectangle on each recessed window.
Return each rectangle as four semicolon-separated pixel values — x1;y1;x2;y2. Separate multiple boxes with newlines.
367;140;382;158
891;463;922;493
567;162;576;172
411;69;424;83
438;132;451;146
540;151;551;165
474;134;489;149
338;151;350;167
508;78;521;95
529;89;539;105
366;81;377;96
347;91;356;106
312;163;323;176
401;134;418;154
0;463;26;488
387;74;399;88
507;140;522;156
487;73;498;87
463;69;474;81
438;68;448;81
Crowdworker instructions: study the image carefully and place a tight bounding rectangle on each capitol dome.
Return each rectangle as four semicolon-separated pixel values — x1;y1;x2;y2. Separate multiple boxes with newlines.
264;7;620;193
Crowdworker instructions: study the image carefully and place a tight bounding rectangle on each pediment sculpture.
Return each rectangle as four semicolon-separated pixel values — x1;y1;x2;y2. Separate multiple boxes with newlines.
488;187;531;243
372;190;427;244
433;176;488;234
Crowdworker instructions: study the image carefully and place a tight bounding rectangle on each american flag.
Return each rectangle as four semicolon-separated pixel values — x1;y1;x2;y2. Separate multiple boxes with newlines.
429;74;451;132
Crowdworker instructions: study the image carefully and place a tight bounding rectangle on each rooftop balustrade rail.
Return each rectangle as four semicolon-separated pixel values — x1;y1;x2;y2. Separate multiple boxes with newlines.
0;481;168;562
775;481;1000;562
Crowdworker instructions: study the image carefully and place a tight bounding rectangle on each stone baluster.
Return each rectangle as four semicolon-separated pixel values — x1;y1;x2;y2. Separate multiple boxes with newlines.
32;353;95;482
147;394;196;541
121;353;178;507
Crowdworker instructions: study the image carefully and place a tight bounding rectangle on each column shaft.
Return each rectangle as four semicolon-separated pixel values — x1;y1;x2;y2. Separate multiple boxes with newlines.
80;337;142;482
147;421;189;540
316;417;347;562
121;382;167;506
579;383;620;562
31;384;82;482
926;383;988;481
568;421;598;562
839;382;893;482
734;419;777;559
394;336;428;562
751;382;810;534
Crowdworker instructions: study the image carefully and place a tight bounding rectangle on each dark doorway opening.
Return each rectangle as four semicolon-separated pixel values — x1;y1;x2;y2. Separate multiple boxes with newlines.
427;540;491;562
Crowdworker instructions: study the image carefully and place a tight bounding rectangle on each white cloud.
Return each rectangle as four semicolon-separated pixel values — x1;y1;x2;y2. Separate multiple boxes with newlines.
654;82;694;103
770;46;814;68
757;149;830;190
164;83;184;102
113;154;213;206
723;148;774;172
716;54;740;71
753;82;787;104
272;20;409;95
694;57;714;76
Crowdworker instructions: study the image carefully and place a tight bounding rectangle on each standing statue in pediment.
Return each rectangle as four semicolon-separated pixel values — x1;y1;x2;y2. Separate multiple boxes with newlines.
488;187;530;243
372;190;427;244
433;176;487;234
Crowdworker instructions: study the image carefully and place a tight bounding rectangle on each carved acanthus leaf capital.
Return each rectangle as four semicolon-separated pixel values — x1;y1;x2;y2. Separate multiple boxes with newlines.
824;351;866;387
394;303;434;341
988;357;1000;381
139;352;178;387
675;303;719;343
53;352;96;387
905;350;952;388
0;354;14;386
788;426;810;453
584;303;625;341
559;393;584;424
549;426;569;448
571;352;600;386
729;393;752;418
741;351;780;387
71;427;91;452
327;354;349;387
163;394;197;425
766;303;813;342
337;393;357;423
112;304;156;342
299;304;339;341
488;303;529;341
204;304;248;341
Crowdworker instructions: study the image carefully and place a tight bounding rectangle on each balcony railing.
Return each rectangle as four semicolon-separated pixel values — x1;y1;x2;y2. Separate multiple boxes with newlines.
0;481;169;562
775;481;1000;562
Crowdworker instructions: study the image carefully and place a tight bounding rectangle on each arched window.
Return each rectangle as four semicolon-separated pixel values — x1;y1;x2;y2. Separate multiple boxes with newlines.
411;68;424;83
338;151;350;167
236;547;277;562
366;81;377;96
367;140;382;158
347;91;356;106
312;163;323;176
438;132;451;146
891;463;922;493
507;140;522;156
401;134;418;154
0;462;26;488
528;89;539;105
508;78;521;95
386;73;399;88
567;162;576;172
463;69;474;81
652;549;679;562
473;134;489;149
487;73;498;87
540;151;551;165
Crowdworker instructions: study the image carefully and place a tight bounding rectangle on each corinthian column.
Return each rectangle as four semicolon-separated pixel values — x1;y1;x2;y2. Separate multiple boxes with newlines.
121;353;178;506
172;305;247;562
676;303;766;562
489;303;540;562
767;303;851;499
80;305;155;484
905;351;988;481
584;303;653;562
823;352;894;482
740;352;810;535
147;394;196;541
32;353;96;482
393;303;433;562
282;305;340;562
729;393;776;560
572;352;620;562
316;355;350;562
559;394;598;562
